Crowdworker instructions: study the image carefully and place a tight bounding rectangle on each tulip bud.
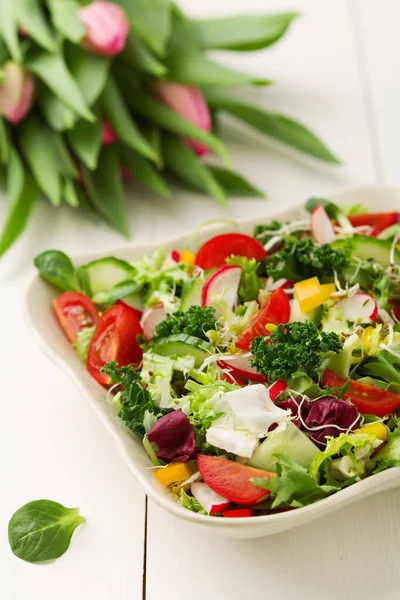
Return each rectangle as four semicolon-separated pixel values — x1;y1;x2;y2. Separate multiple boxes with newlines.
101;119;117;145
0;63;35;124
152;82;211;156
79;1;130;56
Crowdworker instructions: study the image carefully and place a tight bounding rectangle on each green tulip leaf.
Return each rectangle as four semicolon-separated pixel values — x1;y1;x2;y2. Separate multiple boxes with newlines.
68;117;102;170
123;89;230;166
0;0;21;61
100;77;157;162
205;92;340;164
118;144;170;198
65;44;110;106
115;0;172;57
163;134;226;206
194;12;298;51
63;178;80;208
25;47;94;122
0;116;9;164
19;115;64;206
18;0;56;52
47;0;85;43
0;148;39;257
38;86;77;131
122;35;167;78
209;166;265;197
81;147;130;237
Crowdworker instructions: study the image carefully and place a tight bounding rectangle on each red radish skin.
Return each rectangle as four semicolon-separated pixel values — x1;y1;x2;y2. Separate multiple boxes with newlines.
335;293;378;323
190;482;230;514
269;380;288;401
202;265;242;310
223;508;255;518
140;303;168;340
162;250;180;268
195;233;267;270
197;454;274;505
266;278;293;292
218;356;267;383
311;205;335;244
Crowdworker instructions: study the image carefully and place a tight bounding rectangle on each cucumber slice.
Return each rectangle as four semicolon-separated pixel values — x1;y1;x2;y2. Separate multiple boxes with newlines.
77;257;136;298
378;224;400;241
151;334;211;367
180;277;203;312
332;236;400;268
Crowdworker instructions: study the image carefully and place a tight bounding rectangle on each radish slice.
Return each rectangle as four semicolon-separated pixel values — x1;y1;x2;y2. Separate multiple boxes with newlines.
265;278;293;292
162;249;180;269
335;293;378;323
191;482;230;514
311;205;335;244
218;355;267;383
269;380;288;401
140;303;168;340
202;265;242;310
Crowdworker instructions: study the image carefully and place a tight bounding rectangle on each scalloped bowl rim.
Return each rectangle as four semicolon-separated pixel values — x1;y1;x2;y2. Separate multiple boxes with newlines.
24;184;400;538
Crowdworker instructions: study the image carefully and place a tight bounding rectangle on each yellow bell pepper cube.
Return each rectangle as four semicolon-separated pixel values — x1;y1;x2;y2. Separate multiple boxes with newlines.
356;422;388;441
294;277;336;312
361;326;375;352
180;250;196;266
154;462;193;487
319;283;336;303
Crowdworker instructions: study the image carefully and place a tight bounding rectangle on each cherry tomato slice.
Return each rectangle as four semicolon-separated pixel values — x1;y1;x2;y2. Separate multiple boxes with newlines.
348;212;398;236
195;233;267;270
87;303;143;386
52;292;99;344
388;300;400;321
197;455;274;505
236;288;291;351
220;370;247;387
223;508;255;518
322;369;400;417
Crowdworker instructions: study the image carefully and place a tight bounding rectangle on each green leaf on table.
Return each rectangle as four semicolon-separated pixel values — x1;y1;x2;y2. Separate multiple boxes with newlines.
0;0;21;61
118;144;170;198
68;117;102;170
8;500;85;563
167;54;271;87
18;0;56;52
19;115;64;206
63;178;79;208
100;77;157;162
34;250;78;291
66;44;110;106
81;146;130;237
122;35;167;77
205;92;340;163
0;116;9;164
25;47;94;122
124;89;230;166
52;132;78;178
194;12;298;52
209;166;265;198
115;0;172;57
163;134;226;206
47;0;85;43
137;121;163;167
0;149;39;257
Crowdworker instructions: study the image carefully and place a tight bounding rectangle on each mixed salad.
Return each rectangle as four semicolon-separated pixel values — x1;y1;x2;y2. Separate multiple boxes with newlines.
35;198;400;518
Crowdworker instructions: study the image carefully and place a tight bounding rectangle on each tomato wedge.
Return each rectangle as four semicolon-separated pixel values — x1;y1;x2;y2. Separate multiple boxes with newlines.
87;303;143;386
195;233;267;270
389;300;400;321
197;454;274;505
236;287;291;351
52;292;99;344
223;508;255;518
348;212;398;236
322;369;400;417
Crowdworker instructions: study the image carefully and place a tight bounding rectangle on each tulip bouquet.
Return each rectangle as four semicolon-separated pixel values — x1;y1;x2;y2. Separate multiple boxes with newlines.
0;0;338;256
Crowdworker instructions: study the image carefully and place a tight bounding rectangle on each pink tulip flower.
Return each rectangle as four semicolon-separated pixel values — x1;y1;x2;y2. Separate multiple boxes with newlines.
0;63;35;124
153;82;211;156
101;119;117;145
79;1;130;56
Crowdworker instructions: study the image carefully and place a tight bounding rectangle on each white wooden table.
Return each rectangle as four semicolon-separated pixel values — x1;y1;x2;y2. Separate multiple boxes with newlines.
2;1;400;598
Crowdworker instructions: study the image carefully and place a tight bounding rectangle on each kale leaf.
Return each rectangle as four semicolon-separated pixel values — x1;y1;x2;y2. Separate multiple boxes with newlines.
152;305;217;342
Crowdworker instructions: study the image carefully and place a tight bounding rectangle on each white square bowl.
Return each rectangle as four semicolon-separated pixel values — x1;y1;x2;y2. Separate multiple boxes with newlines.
25;184;400;538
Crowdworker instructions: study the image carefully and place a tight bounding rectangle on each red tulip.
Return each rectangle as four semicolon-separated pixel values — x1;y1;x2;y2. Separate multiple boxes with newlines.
0;63;34;124
101;119;117;145
79;1;129;56
152;82;211;156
